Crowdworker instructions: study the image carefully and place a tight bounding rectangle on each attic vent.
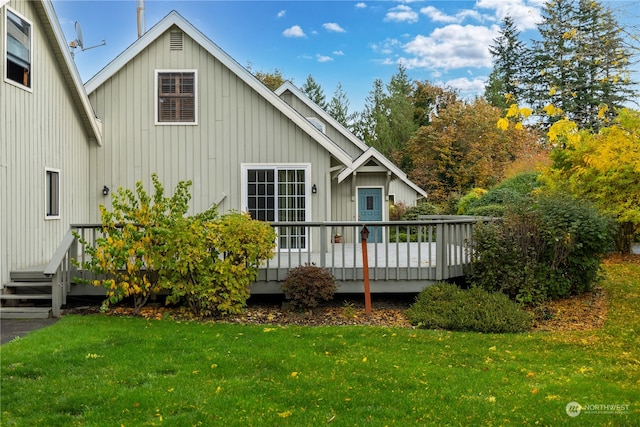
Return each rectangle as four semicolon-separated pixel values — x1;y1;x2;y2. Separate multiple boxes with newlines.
307;117;326;134
170;30;183;51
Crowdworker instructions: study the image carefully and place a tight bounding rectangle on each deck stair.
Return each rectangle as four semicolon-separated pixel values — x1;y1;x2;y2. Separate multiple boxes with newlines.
0;267;53;319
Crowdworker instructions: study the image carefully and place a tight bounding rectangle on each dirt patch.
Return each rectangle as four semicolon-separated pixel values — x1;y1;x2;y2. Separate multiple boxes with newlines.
63;253;639;332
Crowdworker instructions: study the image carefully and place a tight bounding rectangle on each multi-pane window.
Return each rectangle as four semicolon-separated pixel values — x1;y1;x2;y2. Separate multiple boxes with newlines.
6;8;32;88
246;166;309;250
156;71;196;123
45;169;60;218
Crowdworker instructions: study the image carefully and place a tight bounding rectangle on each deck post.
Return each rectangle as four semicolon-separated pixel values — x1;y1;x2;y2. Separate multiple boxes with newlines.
319;224;327;267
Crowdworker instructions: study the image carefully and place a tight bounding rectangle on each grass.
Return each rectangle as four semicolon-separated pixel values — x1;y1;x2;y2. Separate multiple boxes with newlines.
1;258;639;426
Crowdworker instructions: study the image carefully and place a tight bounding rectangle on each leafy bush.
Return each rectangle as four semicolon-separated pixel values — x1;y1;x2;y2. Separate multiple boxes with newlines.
400;201;441;220
161;212;276;317
406;283;531;333
457;188;487;214
464;172;541;216
469;192;615;304
74;174;191;313
75;175;276;317
281;264;338;310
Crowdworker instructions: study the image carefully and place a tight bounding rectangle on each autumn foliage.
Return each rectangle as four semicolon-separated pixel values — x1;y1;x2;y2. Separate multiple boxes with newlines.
74;175;276;316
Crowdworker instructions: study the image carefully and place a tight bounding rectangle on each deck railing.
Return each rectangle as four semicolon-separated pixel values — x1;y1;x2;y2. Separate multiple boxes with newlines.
54;216;488;298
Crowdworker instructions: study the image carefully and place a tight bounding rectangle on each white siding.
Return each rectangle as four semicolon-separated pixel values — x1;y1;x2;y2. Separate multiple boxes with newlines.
0;1;93;284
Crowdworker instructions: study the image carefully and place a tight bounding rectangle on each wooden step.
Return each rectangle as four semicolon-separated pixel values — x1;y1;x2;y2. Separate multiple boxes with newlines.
0;307;52;319
3;281;53;288
0;294;51;300
10;269;49;282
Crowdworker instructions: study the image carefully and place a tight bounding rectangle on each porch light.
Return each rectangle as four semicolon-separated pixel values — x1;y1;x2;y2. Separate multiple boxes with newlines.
102;186;110;196
312;184;317;194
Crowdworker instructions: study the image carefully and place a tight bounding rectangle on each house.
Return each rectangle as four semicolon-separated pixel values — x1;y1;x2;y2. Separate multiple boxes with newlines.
82;10;427;249
0;0;103;317
3;2;476;319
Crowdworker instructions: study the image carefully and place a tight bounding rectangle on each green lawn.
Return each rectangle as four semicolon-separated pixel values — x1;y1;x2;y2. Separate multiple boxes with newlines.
1;259;638;426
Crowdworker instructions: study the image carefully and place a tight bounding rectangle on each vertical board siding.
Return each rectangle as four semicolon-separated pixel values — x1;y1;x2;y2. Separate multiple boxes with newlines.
88;29;331;220
1;2;93;283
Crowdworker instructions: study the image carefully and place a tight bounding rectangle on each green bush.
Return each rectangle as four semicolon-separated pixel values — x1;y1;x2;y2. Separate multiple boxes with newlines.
406;283;531;333
464;172;541;216
162;212;276;317
457;188;487;214
281;264;338;310
469;192;615;304
400;201;441;220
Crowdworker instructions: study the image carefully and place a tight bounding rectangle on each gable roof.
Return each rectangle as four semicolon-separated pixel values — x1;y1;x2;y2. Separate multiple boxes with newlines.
32;0;103;145
276;82;427;198
84;10;352;165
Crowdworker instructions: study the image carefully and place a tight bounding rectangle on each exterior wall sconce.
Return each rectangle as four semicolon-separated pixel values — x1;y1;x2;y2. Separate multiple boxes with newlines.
312;184;317;194
102;185;110;196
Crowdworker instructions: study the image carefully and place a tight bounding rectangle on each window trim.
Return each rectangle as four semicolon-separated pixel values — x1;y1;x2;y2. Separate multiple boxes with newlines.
4;6;33;91
45;168;61;220
241;163;312;251
154;69;198;125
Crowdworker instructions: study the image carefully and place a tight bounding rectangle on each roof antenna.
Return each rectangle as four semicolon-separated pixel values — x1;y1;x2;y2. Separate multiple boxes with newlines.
137;0;146;38
69;21;106;58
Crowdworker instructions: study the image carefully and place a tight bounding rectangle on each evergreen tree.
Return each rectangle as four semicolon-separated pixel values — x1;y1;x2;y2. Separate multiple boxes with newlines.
485;15;526;108
327;82;352;127
523;0;636;130
301;74;327;110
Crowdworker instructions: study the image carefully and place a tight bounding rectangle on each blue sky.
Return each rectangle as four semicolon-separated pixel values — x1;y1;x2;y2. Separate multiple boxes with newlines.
52;0;639;113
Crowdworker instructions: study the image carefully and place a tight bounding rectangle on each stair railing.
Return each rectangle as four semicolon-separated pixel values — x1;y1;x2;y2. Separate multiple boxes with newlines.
44;229;78;317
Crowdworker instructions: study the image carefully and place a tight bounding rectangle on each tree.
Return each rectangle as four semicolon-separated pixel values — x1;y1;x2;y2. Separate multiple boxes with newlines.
327;82;352;127
485;15;526;108
523;0;636;130
301;74;327;110
248;65;288;91
544;108;640;252
412;81;458;127
407;98;542;203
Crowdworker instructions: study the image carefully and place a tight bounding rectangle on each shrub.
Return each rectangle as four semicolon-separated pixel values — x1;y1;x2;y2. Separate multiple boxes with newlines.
281;264;338;310
406;283;532;333
74;174;191;313
400;201;441;220
161;212;276;317
465;172;541;216
456;188;487;214
469;192;615;304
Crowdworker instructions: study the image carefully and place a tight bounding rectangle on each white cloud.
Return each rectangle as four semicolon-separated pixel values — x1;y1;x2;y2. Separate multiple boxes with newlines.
355;2;367;9
317;54;334;63
475;0;542;30
277;10;286;19
323;22;346;33
420;6;488;24
401;24;499;70
384;5;419;23
439;76;488;94
420;6;459;23
371;38;402;55
333;50;345;56
283;25;306;38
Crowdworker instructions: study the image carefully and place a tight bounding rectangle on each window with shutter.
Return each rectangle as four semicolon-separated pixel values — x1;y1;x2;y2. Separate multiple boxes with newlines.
156;71;196;124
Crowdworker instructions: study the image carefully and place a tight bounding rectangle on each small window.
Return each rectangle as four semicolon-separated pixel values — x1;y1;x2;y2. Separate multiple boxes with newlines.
6;8;32;88
45;169;60;218
156;71;196;124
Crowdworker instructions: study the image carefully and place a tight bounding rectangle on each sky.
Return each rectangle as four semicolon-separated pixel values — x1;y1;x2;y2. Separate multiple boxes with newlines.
51;0;639;114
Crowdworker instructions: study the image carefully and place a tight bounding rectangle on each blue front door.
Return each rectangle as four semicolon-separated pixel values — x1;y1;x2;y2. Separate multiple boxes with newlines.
358;188;383;243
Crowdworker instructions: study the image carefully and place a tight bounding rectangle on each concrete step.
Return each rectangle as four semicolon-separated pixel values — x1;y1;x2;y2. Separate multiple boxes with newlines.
0;307;52;319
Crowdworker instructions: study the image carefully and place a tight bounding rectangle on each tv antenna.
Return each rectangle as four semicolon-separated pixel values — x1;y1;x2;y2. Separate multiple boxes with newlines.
69;21;106;58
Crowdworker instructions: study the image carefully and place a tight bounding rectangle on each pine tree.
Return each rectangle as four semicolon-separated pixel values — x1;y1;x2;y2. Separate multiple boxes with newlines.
327;82;351;127
485;15;526;108
301;74;327;110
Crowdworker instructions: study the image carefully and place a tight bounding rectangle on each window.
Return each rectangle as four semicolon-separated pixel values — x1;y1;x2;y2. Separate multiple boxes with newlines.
45;169;60;218
156;71;196;124
5;8;32;88
244;165;310;250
